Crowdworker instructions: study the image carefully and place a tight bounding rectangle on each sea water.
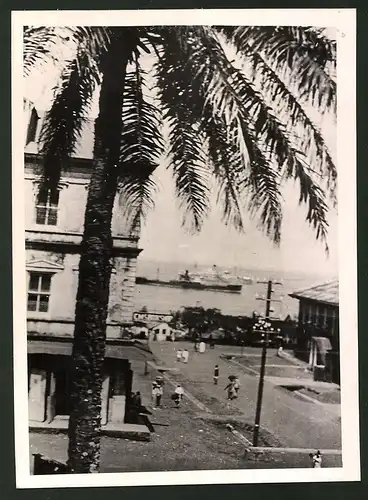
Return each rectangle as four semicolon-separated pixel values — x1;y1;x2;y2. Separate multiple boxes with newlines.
133;260;337;319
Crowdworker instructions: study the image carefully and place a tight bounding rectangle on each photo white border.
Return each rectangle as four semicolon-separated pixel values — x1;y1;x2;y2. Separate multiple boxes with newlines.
12;8;359;488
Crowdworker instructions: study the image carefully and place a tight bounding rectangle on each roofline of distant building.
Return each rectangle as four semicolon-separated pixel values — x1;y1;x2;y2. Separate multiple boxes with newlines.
288;279;339;306
288;293;339;307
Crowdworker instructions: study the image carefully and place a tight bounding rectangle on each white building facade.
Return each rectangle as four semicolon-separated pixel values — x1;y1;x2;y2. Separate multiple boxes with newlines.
25;104;152;428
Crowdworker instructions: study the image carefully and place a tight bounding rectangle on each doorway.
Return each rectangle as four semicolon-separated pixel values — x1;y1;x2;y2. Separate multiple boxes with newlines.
54;370;71;416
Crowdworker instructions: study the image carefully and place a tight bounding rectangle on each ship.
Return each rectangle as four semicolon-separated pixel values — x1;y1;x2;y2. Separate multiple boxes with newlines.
135;265;243;293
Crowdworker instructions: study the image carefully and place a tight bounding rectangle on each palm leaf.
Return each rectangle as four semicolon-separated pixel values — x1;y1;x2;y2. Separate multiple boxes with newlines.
155;29;212;232
36;27;113;188
117;58;164;233
191;26;332;245
284;153;330;252
155;26;284;241
164;27;285;239
224;26;336;114
23;26;61;77
38;53;100;188
220;27;336;200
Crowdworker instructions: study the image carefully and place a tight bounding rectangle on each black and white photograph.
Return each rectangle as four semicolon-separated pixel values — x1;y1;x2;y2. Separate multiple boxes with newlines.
12;8;358;487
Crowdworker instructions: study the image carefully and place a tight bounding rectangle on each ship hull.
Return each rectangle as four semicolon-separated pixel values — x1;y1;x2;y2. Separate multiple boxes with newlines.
135;277;242;293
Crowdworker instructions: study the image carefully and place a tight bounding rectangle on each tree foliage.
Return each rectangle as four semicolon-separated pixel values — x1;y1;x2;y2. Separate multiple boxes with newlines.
25;25;337;247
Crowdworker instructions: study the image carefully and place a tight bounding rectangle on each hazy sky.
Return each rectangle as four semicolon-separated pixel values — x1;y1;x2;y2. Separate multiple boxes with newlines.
138;164;338;275
24;31;338;277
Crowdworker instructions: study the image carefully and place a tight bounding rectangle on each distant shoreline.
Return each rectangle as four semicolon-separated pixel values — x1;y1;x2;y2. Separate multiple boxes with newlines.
136;258;337;281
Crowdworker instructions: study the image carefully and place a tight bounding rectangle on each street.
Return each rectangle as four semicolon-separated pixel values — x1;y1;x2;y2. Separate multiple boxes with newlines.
29;340;342;473
149;341;341;450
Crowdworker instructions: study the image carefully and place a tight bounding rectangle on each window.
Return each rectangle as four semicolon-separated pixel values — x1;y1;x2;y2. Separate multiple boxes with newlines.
322;306;328;328
36;187;59;226
25;108;39;145
303;302;313;323
27;272;52;313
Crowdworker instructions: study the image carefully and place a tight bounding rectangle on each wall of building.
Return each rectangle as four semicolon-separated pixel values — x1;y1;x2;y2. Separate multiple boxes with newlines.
28;353;132;424
25;159;141;336
25;162;140;238
26;249;138;334
294;298;340;384
298;299;339;336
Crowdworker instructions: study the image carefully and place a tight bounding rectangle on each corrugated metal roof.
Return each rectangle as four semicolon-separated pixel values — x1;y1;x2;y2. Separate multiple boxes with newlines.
289;280;339;306
28;339;154;361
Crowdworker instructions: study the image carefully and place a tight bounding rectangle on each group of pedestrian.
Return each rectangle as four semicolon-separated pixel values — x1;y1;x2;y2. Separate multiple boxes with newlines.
151;376;185;409
213;365;240;400
194;341;206;353
193;333;215;352
127;391;143;423
176;348;189;363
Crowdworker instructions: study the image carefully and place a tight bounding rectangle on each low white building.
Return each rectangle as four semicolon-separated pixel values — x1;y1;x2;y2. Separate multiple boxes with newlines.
150;322;173;341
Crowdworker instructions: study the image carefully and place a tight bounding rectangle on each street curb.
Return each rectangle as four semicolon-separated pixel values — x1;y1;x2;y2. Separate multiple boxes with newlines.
29;425;151;441
293;389;341;413
226;357;340;414
250;446;341;454
226;423;253;447
279;351;309;367
244;446;342;466
222;356;260;376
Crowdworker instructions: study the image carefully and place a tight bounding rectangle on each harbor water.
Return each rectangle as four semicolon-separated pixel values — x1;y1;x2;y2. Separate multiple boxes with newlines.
134;260;337;319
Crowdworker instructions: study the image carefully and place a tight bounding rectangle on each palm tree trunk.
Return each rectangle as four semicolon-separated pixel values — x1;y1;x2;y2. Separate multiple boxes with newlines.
67;43;128;473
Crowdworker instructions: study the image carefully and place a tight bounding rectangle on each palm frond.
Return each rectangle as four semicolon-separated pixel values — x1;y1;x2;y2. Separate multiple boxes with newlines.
23;26;111;77
205;117;247;232
38;48;101;188
225;26;336;114
71;26;111;58
155;26;285;241
156;30;219;232
196;27;332;244
117;57;164;232
284;153;330;252
219;28;336;199
23;26;61;77
166;113;211;233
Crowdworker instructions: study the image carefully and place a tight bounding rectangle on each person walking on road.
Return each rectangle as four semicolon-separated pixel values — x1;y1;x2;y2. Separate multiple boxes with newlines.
233;376;240;395
225;380;237;400
277;336;284;357
213;365;220;385
310;450;322;468
176;348;182;362
182;349;189;363
152;383;163;409
151;382;158;405
172;384;184;408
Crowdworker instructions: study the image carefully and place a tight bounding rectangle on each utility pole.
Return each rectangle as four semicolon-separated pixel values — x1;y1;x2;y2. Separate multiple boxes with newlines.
253;279;282;447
